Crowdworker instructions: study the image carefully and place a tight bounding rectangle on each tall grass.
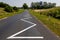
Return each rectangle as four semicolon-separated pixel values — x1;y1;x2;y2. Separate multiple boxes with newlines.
29;7;60;37
0;8;24;19
39;7;60;19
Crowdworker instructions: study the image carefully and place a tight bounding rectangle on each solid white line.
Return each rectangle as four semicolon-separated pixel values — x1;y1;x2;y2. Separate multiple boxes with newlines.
21;19;34;24
7;37;44;39
23;17;32;19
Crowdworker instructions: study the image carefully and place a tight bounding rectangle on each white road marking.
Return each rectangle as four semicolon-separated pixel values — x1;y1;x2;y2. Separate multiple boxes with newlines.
7;37;44;39
7;17;44;39
0;17;8;21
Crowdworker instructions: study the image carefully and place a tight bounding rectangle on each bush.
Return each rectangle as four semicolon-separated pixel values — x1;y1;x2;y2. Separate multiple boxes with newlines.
40;7;60;19
4;6;13;12
13;6;19;11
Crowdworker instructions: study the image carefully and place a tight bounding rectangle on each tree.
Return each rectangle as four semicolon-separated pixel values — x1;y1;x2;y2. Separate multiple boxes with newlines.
48;3;56;8
52;3;56;7
31;2;40;9
23;3;28;9
0;2;10;8
43;2;48;9
31;2;35;9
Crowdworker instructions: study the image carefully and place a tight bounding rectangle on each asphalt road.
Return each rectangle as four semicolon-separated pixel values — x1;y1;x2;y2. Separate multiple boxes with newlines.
0;10;60;40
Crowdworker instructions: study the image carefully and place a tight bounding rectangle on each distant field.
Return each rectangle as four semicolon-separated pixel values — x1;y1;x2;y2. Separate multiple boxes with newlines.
29;8;60;37
34;9;50;12
0;8;24;19
33;7;59;12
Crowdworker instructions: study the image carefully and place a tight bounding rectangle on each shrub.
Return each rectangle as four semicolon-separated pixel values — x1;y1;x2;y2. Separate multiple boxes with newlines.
39;7;60;19
4;6;13;12
13;6;19;11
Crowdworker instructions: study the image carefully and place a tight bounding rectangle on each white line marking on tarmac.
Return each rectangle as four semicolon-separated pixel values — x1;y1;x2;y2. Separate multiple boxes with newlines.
7;37;44;39
7;17;44;39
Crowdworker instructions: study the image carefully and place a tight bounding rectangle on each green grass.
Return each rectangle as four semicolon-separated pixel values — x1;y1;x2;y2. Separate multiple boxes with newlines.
29;10;60;37
0;8;24;19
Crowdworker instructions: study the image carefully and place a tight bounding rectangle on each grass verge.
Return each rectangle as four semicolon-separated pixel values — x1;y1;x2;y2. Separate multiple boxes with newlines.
29;10;60;37
0;8;24;19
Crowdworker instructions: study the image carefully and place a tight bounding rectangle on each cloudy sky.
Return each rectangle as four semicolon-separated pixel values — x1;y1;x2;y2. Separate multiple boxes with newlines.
0;0;60;7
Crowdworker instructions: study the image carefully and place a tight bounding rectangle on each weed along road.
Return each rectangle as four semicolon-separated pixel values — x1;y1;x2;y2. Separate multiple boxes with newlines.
0;10;60;40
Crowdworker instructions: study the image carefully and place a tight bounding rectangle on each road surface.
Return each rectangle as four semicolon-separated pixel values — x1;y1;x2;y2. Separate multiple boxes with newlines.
0;10;60;40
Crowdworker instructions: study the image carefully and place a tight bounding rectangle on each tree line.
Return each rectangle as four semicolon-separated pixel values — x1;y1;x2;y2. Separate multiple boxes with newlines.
22;1;56;9
0;1;56;11
31;1;56;9
0;2;19;12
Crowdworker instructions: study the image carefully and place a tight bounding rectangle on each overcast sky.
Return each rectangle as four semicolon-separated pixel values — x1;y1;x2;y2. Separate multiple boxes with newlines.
0;0;60;7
